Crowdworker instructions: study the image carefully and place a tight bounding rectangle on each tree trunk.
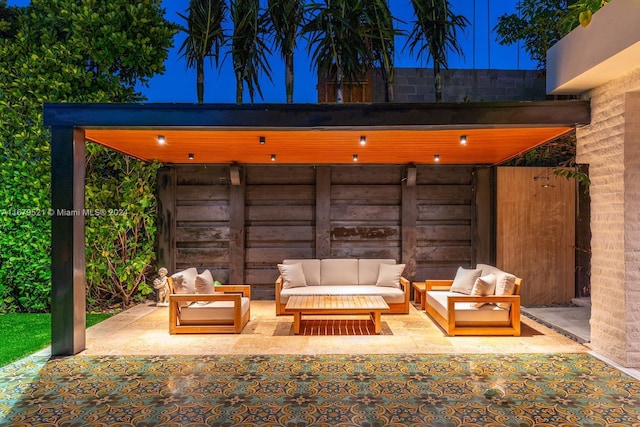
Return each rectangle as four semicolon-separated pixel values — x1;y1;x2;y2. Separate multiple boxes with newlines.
335;66;344;104
236;71;243;104
434;61;442;103
197;59;205;104
285;51;294;104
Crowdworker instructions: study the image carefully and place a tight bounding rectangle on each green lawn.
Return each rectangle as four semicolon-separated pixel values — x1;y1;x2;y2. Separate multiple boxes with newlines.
0;312;112;367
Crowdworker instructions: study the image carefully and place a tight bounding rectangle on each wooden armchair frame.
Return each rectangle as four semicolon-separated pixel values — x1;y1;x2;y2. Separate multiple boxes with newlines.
169;285;251;334
424;279;523;336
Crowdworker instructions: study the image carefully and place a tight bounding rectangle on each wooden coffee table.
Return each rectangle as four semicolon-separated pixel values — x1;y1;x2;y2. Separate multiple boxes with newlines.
284;295;390;334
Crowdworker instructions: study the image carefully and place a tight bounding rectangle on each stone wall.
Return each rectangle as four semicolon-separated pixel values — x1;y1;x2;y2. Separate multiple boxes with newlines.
576;67;640;367
372;68;546;103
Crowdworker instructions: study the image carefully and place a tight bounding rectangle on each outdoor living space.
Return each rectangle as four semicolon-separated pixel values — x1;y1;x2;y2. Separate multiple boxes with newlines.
80;300;588;356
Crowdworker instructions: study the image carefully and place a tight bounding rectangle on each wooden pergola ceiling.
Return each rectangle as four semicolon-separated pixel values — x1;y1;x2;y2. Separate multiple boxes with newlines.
85;127;574;165
45;101;591;166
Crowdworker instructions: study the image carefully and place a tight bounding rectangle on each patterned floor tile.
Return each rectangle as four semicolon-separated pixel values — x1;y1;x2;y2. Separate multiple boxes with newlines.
1;353;639;426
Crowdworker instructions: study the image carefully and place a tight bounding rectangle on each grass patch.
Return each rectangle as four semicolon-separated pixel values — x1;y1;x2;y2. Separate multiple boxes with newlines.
0;312;113;367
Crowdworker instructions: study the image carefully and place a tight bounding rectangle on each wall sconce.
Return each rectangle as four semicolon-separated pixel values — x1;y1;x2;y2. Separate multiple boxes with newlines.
533;175;555;188
188;153;194;160
434;154;440;162
260;136;266;144
270;154;276;161
353;154;358;162
360;135;366;145
157;135;166;144
459;135;467;145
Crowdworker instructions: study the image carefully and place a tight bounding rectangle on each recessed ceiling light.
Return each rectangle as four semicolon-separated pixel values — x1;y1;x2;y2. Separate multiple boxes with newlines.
188;153;194;160
260;136;266;144
360;135;366;145
271;154;276;161
157;135;166;144
353;154;358;161
434;154;440;162
460;135;467;145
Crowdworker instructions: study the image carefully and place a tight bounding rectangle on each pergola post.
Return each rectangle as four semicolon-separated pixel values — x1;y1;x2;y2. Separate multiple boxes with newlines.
50;127;86;355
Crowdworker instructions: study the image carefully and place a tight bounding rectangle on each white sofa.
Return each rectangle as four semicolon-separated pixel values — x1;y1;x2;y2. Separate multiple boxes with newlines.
275;258;410;315
425;264;523;336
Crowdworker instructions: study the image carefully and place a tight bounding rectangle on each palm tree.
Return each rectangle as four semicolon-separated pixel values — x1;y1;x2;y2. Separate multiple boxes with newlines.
303;0;372;104
229;0;272;104
267;0;305;103
362;0;398;102
178;0;227;104
406;0;469;102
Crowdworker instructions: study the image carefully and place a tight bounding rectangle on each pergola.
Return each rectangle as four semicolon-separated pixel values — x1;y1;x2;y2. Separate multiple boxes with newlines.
43;100;590;355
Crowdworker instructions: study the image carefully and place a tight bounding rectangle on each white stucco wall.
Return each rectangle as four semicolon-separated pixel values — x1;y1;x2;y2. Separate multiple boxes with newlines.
577;67;640;366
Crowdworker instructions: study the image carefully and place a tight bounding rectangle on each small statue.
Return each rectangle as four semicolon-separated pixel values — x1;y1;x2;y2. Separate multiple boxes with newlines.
153;267;170;306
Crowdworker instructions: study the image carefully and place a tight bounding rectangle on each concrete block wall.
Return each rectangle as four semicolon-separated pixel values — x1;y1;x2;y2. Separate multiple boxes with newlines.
372;68;546;103
576;67;640;367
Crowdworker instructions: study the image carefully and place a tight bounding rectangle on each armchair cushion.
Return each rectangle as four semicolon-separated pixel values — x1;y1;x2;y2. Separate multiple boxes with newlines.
195;269;215;294
171;267;198;294
179;297;251;324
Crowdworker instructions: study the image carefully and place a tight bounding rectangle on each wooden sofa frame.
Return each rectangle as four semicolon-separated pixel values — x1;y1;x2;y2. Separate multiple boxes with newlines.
424;278;523;336
275;276;411;315
168;283;251;334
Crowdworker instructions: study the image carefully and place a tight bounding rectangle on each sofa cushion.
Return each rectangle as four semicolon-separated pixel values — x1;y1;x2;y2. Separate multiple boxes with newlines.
278;263;307;289
179;297;250;325
195;269;215;294
426;291;510;323
280;285;406;304
470;274;497;307
358;259;396;285
477;263;517;308
375;263;405;288
450;267;482;295
283;259;321;285
321;259;358;286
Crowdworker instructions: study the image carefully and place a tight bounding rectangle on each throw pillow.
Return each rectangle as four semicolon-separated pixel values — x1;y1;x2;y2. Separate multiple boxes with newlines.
470;274;497;308
450;267;482;295
494;272;517;309
195;269;215;294
375;263;406;288
278;263;307;289
171;267;197;294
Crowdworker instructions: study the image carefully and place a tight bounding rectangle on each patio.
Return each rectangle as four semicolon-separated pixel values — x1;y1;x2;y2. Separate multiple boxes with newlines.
80;301;587;356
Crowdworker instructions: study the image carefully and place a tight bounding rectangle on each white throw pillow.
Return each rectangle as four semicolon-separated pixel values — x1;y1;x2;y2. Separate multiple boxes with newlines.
195;269;215;294
171;267;198;294
375;263;405;288
450;267;482;295
278;263;307;289
470;274;497;307
495;272;517;309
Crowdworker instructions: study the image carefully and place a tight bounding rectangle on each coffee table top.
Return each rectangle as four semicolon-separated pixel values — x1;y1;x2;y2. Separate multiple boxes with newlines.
285;295;389;312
